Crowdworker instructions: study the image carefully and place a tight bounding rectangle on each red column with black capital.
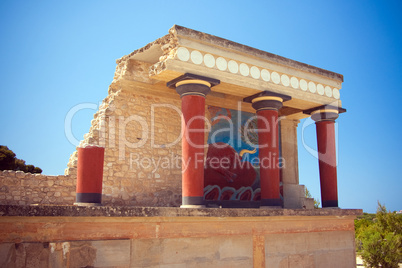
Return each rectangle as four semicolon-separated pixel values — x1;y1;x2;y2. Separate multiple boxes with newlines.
251;96;284;207
311;109;339;208
167;74;220;208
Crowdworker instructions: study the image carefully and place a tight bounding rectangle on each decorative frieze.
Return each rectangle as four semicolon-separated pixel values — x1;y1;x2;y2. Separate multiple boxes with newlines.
176;47;341;100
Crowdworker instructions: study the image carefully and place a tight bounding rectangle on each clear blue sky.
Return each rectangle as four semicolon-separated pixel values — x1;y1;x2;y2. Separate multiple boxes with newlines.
1;0;401;213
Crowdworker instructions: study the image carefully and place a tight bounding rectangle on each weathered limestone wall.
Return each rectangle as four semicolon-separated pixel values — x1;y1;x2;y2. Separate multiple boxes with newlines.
64;59;184;206
0;233;356;267
0;206;361;268
265;231;356;267
0;171;75;205
66;90;183;206
41;54;182;206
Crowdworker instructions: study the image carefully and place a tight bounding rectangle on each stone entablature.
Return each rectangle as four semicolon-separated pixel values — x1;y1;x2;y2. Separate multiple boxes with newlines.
122;25;344;120
173;46;341;99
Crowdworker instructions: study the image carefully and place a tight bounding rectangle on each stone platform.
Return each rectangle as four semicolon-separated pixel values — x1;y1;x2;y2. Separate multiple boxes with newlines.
0;205;361;267
0;204;361;218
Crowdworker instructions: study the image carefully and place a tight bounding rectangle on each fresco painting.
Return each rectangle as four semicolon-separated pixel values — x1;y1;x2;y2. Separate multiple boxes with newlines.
204;106;262;202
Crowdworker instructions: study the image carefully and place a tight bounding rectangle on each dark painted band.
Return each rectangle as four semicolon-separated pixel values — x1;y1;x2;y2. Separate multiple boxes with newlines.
322;200;338;208
311;112;339;122
76;193;102;204
243;90;291;103
260;198;282;207
176;84;211;98
252;99;283;111
167;73;220;89
182;196;204;206
256;107;280;112
303;105;346;115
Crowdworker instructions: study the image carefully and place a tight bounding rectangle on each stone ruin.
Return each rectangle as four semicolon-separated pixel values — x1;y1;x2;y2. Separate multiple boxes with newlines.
0;25;361;268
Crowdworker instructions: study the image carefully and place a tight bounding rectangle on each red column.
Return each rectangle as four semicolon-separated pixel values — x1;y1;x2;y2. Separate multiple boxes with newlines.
311;109;339;208
180;93;207;207
251;96;284;208
167;74;220;208
257;108;281;206
76;145;105;206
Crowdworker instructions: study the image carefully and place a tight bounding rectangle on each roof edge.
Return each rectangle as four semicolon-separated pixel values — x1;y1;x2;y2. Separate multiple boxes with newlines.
170;25;344;82
116;33;171;64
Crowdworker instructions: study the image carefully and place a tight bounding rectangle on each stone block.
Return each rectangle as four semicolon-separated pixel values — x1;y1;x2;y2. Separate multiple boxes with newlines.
288;253;315;267
266;231;357;267
314;249;356;268
216;236;253;261
92;239;131;267
160;237;218;265
131;239;162;267
0;185;9;193
2;170;15;176
0;243;50;268
283;184;305;209
266;233;304;255
302;198;315;209
3;177;19;186
0;243;14;267
67;241;96;267
15;243;27;268
265;255;289;268
15;171;26;179
156;236;253;266
24;243;50;268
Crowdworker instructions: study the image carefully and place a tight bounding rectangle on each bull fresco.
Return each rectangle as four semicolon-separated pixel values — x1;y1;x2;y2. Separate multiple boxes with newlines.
204;106;261;202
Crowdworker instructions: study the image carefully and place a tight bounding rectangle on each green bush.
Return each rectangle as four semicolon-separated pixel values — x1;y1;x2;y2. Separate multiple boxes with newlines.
0;145;42;174
304;187;321;209
0;145;16;170
355;202;402;268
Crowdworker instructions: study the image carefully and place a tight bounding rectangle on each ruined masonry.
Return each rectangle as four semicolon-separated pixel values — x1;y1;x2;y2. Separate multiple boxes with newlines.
65;25;344;209
0;26;361;268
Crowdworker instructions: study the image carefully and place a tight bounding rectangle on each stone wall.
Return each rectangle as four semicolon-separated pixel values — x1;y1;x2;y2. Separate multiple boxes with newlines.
0;205;361;268
64;58;210;207
0;238;253;268
0;170;75;205
65;59;185;206
0;233;356;268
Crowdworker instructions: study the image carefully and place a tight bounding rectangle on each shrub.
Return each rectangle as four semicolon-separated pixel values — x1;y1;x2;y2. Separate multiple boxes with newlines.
355;202;402;268
0;145;42;174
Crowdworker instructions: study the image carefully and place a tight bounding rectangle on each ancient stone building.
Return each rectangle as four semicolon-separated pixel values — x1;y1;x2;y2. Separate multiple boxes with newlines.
0;25;361;267
64;25;344;210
